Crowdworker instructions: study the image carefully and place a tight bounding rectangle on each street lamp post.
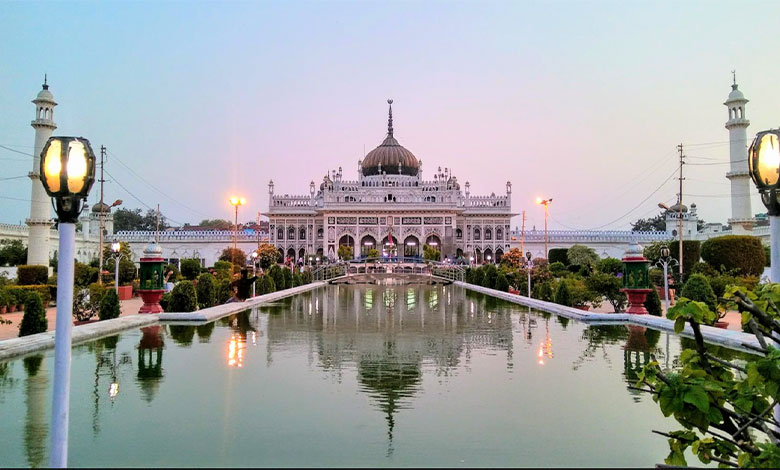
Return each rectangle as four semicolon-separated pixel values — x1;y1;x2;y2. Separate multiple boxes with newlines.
229;196;246;265
526;251;533;298
40;136;97;468
658;201;684;280
251;251;258;297
110;242;123;296
536;197;552;259
748;130;780;282
654;245;678;313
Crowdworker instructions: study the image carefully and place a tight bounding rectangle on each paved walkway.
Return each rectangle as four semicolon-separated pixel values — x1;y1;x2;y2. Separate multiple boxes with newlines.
589;299;743;331
0;296;144;341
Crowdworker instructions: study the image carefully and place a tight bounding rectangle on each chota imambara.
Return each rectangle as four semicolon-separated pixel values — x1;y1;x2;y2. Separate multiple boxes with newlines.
0;81;772;270
265;100;514;263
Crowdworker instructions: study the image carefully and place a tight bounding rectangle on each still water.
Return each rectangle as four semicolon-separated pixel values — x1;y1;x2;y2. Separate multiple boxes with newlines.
0;284;744;467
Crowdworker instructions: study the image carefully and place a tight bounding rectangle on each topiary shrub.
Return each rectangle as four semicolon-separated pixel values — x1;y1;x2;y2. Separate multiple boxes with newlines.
99;288;120;320
164;263;181;282
470;267;484;286
668;240;701;277
269;265;285;290
160;292;172;312
690;261;718;277
680;273;717;312
700;235;766;276
213;260;232;271
585;272;626;312
548;248;568;265
180;259;201;280
292;273;302;287
596;257;622;275
482;265;498;289
18;292;47;336
548;261;567;277
555;280;572;307
88;283;107;317
16;265;48;285
532;280;555;301
74;262;98;287
644;285;663;317
170;281;198;312
216;278;232;304
495;273;510;292
301;270;313;285
196;273;216;309
282;268;293;290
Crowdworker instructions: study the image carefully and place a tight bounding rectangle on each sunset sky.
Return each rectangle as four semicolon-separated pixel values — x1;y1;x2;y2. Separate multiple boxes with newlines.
2;0;780;231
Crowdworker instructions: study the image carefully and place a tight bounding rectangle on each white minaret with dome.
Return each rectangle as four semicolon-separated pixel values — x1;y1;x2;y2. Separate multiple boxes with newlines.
724;73;754;234
27;77;57;266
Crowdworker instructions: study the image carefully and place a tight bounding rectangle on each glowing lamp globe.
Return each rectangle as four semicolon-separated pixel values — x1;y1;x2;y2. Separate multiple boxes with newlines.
748;129;780;215
39;136;96;222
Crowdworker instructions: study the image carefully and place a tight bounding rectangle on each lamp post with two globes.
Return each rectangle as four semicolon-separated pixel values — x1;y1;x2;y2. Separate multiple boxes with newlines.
39;136;97;468
748;129;780;282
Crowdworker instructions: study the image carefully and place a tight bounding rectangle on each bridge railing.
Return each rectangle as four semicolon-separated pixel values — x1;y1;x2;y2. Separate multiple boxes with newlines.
312;263;348;281
429;264;465;282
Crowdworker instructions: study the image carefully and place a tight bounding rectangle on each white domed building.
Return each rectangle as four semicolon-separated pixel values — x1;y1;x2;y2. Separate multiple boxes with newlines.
265;100;515;263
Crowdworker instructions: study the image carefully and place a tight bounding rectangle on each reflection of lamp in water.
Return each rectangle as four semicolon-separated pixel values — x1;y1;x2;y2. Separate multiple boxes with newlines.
537;318;553;365
228;334;245;368
108;382;119;399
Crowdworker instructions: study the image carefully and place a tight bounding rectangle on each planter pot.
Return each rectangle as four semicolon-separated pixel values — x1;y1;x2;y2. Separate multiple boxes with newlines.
17;304;24;311
73;319;98;326
575;305;590;311
656;286;667;301
117;285;133;301
8;305;16;313
713;320;729;329
0;305;6;315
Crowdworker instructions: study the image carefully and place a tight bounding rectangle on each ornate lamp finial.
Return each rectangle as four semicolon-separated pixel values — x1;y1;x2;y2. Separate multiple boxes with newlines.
387;99;393;137
43;73;48;90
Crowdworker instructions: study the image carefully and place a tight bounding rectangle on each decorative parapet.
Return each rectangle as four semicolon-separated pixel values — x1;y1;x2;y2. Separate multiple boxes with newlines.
0;223;30;234
465;194;510;208
114;230;269;242
509;229;672;243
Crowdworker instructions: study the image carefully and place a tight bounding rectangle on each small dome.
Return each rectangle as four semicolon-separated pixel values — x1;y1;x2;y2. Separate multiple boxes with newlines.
91;202;111;213
320;175;333;191
34;80;56;104
727;83;745;102
143;242;162;257
668;202;688;213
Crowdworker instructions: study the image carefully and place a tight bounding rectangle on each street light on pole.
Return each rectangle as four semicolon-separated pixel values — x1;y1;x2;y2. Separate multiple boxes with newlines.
526;251;533;298
748;130;780;282
655;245;678;313
251;251;258;297
536;197;552;259
659;201;684;280
40;136;97;468
110;242;123;295
229;196;246;265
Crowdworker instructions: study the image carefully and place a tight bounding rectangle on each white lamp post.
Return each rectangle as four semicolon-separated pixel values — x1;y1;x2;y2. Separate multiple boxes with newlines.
251;251;258;297
110;241;123;295
655;245;678;313
40;136;97;468
536;197;552;258
526;251;533;298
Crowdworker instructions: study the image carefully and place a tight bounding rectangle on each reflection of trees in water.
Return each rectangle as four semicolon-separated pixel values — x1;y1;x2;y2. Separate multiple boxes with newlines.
138;326;164;403
23;354;47;468
196;322;215;343
264;284;514;454
572;324;628;371
168;325;196;346
90;335;132;436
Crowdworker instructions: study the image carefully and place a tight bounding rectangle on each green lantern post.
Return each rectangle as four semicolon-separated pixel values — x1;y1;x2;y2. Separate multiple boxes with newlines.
138;242;165;313
620;240;652;315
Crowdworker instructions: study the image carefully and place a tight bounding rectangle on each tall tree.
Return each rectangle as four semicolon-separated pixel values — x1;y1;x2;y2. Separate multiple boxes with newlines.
199;219;233;230
631;212;666;232
113;207;169;231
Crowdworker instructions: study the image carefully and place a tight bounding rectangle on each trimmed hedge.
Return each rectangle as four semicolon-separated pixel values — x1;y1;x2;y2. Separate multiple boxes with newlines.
99;288;120;320
256;274;276;295
216;279;232;304
548;248;568;265
700;235;766;276
644;285;663;317
18;292;47;337
8;285;52;307
495;273;509;292
170;281;198;312
269;265;285;290
668;240;701;278
681;273;717;312
555;280;572;307
180;259;201;280
196;273;216;309
16;265;48;285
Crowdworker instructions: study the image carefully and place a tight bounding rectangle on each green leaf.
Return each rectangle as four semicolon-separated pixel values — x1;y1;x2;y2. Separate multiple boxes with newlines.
674;317;686;334
666;450;687;467
683;387;710;412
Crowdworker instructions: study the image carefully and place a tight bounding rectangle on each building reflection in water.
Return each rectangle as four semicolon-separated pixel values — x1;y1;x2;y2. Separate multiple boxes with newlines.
23;354;47;468
265;284;514;456
138;326;165;403
623;325;661;402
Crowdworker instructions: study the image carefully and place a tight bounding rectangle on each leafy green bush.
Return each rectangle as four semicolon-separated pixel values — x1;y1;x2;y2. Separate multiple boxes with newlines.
555;280;572;306
301;270;313;285
668;240;701;277
0;239;27;266
282;268;293;290
690;261;717;277
680;273;717;312
532;280;555;301
644;285;663;316
99;288;120;321
648;267;664;287
642;241;668;265
8;286;51;307
255;243;280;269
470;268;484;286
292;273;302;287
548;248;568;265
567;245;599;269
494;273;509;292
216;278;232;304
422;244;441;261
196;273;216;309
170;281;198;312
585;272;626;312
700;235;766;276
596;257;622;275
74;262;98;287
16;265;48;285
269;265;286;290
160;292;172;312
18;292;47;337
256;274;276;295
164;263;181;281
72;288;93;321
180;259;201;280
213;260;232;271
88;283;107;316
0;287;11;309
482;265;498;289
548;261;567;277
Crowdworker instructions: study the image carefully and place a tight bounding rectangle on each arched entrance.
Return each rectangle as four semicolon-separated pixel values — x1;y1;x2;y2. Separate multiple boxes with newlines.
424;234;441;261
484;248;493;263
381;235;398;257
361;235;377;257
298;248;306;262
316;248;323;261
286;248;295;259
277;248;284;263
495;248;504;263
456;248;464;261
404;236;420;258
475;248;482;264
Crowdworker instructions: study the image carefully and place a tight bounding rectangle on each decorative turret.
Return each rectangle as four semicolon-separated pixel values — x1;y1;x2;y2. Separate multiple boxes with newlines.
268;179;274;196
724;72;754;233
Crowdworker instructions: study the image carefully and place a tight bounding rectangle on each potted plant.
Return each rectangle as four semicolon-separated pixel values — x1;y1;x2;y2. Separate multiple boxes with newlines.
7;289;18;313
0;288;8;315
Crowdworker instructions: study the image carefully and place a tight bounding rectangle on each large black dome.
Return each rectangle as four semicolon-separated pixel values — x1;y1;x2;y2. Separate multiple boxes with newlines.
361;100;419;177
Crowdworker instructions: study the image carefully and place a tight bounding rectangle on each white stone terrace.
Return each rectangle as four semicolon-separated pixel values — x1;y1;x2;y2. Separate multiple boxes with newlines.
114;230;269;242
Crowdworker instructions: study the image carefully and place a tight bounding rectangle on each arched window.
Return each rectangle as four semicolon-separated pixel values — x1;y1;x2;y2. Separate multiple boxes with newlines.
425;195;436;202
474;228;481;241
496;228;503;240
277;227;284;240
456;228;462;239
485;228;492;240
288;226;296;240
317;227;323;239
299;227;306;240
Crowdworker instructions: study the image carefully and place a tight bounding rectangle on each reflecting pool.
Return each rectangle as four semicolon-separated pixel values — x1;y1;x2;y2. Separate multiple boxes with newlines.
0;284;748;467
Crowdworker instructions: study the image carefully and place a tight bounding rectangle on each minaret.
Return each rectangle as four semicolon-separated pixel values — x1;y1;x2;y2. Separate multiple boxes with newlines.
27;77;57;266
724;73;754;233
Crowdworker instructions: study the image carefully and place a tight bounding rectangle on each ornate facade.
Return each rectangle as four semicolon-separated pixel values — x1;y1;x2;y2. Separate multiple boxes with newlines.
265;101;515;263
